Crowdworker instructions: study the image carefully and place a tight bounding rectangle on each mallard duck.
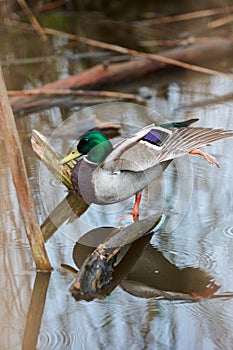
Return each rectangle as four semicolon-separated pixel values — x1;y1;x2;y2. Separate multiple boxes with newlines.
60;118;233;220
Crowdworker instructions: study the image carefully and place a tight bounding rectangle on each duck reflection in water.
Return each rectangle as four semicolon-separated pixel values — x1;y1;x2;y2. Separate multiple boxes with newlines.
121;243;219;299
69;219;220;302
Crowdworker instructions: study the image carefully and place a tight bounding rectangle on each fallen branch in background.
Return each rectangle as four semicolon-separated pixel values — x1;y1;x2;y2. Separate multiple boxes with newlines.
7;89;145;103
134;6;233;26
30;26;233;79
207;13;233;29
8;88;145;114
8;88;145;102
8;35;233;115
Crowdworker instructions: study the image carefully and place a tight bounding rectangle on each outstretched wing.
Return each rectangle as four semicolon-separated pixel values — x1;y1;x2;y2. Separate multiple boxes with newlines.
102;125;233;172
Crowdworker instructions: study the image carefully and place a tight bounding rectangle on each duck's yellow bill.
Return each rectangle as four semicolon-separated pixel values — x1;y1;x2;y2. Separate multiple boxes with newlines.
59;148;82;165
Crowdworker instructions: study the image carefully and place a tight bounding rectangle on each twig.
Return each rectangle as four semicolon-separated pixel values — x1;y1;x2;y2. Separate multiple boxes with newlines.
1;56;55;66
34;0;68;13
0;65;52;270
134;6;233;26
207;14;233;29
140;37;211;48
8;88;145;103
17;0;48;41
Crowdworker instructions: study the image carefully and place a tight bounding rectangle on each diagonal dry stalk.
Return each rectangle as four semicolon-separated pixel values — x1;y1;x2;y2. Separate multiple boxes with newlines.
17;0;48;41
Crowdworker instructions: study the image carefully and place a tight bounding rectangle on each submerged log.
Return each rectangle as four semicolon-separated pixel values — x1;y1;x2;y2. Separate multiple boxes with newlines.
10;37;233;115
70;215;164;300
71;226;220;301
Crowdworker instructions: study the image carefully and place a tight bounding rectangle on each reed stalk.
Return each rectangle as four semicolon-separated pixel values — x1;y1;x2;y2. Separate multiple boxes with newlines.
0;65;52;270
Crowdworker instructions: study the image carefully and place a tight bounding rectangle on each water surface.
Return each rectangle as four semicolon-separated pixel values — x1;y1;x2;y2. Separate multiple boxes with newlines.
0;2;233;349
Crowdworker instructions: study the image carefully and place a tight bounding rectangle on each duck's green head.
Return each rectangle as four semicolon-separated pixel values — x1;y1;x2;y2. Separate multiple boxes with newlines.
60;131;113;164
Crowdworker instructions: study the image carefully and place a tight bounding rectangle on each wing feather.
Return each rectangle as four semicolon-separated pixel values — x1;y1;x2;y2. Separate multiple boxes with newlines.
102;126;233;172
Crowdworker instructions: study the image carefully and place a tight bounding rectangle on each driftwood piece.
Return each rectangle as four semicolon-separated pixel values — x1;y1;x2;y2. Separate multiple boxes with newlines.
10;37;233;115
0;65;52;270
71;227;220;301
70;215;163;300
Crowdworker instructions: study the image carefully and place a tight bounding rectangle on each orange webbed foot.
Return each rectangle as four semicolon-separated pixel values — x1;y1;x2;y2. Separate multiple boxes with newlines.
189;148;220;168
190;281;220;299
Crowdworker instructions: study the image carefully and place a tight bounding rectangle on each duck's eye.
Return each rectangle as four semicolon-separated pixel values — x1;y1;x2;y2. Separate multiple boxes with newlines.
82;138;89;144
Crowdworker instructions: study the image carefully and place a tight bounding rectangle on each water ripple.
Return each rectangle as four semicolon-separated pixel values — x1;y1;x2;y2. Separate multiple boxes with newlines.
39;176;62;190
38;328;75;350
223;225;233;238
167;247;216;272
